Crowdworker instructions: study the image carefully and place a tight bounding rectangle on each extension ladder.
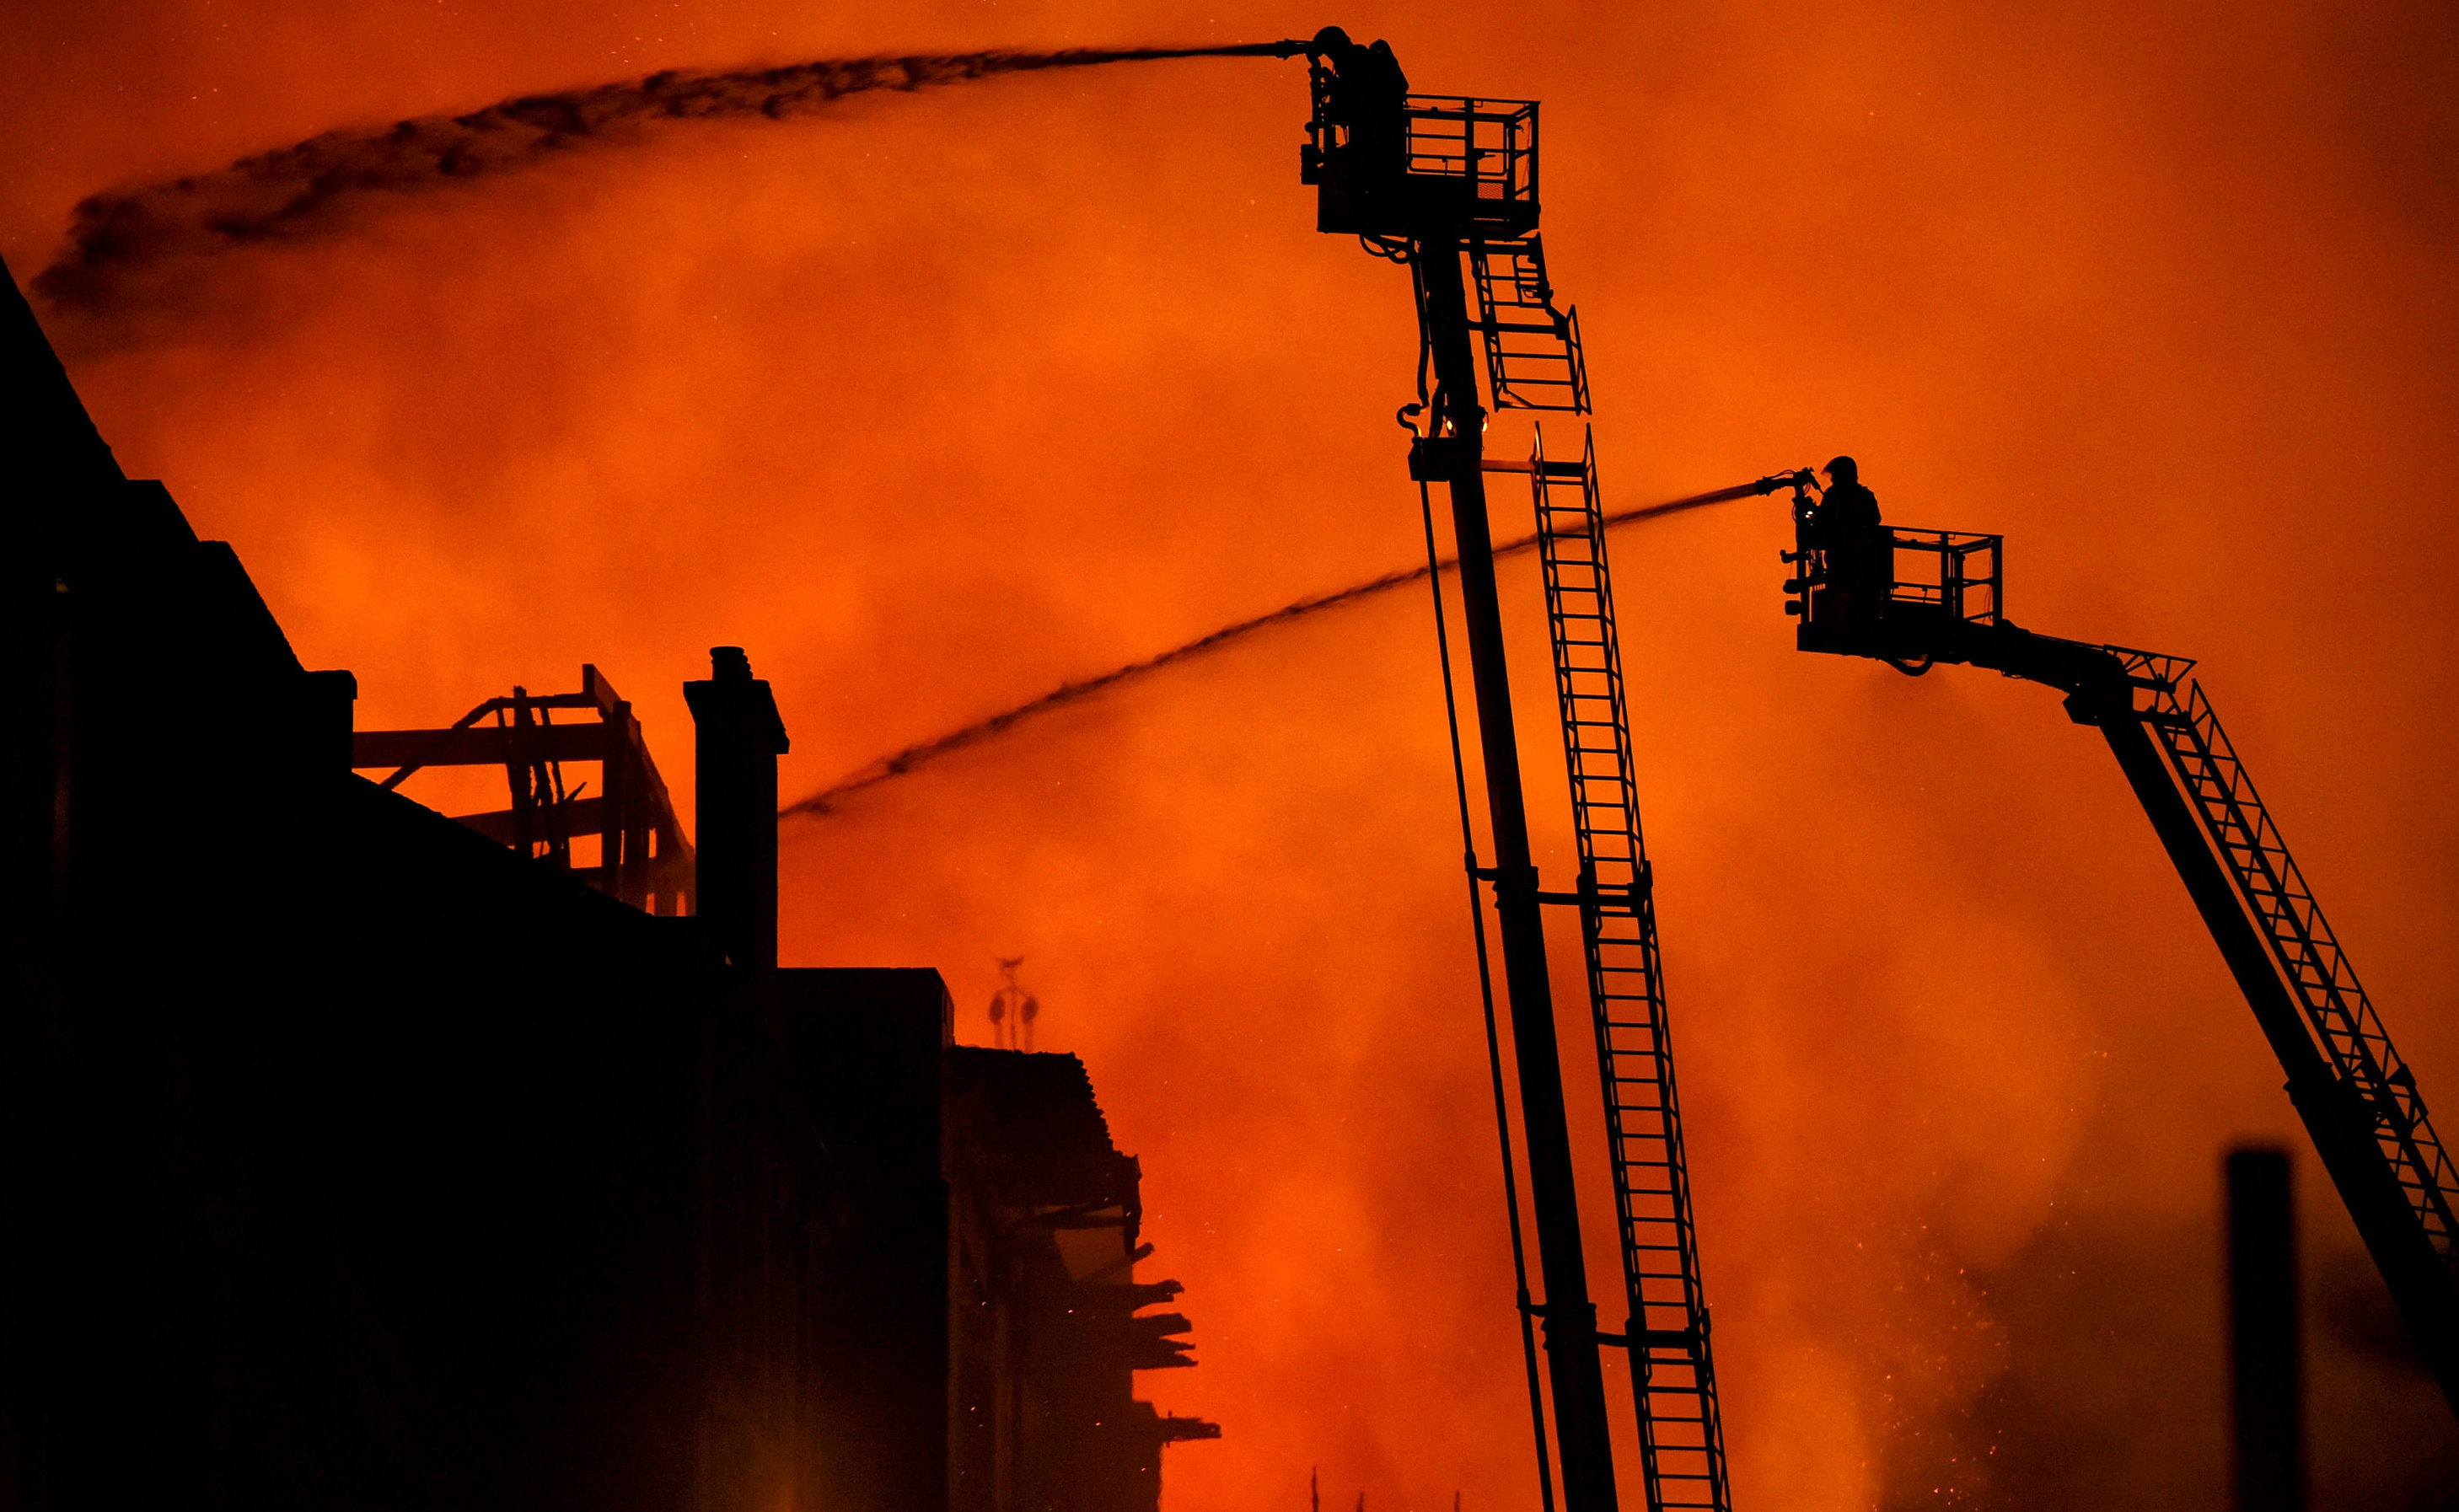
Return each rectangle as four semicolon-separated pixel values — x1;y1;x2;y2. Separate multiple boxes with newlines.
1530;426;1732;1512
1471;234;1589;414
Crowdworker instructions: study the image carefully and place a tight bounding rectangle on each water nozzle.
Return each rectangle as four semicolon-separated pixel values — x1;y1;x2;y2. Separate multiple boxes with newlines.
1188;38;1314;59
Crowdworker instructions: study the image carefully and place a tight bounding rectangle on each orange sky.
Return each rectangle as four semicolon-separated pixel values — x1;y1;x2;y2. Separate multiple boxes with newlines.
6;2;2456;1507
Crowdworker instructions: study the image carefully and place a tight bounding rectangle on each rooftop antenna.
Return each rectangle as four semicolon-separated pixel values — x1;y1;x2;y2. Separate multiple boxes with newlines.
990;955;1040;1050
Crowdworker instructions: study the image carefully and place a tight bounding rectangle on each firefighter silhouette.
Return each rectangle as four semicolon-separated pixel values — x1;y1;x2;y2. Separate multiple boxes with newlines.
1310;26;1409;190
988;956;1040;1051
1807;454;1887;629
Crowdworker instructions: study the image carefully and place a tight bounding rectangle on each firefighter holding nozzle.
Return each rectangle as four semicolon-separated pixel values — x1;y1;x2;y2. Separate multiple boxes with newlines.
1309;26;1409;189
1801;455;1890;630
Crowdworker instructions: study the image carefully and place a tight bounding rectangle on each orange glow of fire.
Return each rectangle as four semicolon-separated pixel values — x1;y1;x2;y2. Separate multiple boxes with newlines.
7;1;2455;1505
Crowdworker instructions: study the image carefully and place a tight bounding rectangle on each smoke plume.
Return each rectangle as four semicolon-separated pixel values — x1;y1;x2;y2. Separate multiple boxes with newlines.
781;485;1768;819
34;44;1297;311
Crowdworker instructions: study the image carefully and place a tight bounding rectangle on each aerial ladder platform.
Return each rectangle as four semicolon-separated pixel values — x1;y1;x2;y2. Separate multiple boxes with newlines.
1296;33;1735;1510
1781;498;2459;1414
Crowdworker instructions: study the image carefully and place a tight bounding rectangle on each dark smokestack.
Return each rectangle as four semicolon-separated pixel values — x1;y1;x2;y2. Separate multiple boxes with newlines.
685;646;787;971
2227;1145;2306;1512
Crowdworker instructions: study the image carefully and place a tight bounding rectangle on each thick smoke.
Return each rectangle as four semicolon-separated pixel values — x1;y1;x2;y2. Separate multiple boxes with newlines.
781;486;1764;819
34;44;1293;310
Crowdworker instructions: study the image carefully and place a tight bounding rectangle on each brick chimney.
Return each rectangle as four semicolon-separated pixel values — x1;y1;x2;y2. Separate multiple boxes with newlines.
684;646;788;971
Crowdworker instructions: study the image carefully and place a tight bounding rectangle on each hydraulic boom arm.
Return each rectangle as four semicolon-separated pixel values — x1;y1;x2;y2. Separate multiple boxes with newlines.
1785;518;2459;1413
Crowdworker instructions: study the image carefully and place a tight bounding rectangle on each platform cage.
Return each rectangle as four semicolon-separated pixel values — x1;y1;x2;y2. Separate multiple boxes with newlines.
1302;74;1541;239
1885;528;2003;626
1404;96;1539;206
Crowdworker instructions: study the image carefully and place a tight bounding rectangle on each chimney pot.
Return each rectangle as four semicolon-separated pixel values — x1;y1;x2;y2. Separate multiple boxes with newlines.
684;646;787;972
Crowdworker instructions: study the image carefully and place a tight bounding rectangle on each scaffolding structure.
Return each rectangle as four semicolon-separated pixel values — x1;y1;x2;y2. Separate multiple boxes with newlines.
351;664;695;915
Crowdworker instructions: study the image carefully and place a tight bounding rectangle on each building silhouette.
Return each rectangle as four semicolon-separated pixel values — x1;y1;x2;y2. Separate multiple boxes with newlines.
0;254;1211;1512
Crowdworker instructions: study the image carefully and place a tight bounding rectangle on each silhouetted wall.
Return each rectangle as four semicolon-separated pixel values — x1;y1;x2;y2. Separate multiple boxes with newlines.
2;250;1191;1512
3;252;803;1512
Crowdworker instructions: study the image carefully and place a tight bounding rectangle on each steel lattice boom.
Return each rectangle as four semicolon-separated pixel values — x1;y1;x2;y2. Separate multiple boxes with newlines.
2118;651;2459;1263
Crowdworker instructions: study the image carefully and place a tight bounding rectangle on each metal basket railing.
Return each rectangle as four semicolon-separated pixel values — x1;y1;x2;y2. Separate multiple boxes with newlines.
1403;95;1539;206
1884;528;2002;625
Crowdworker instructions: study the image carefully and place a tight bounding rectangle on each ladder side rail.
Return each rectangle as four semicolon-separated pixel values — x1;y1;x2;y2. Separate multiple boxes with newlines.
1532;430;1662;1282
1572;434;1728;1511
2156;677;2454;1225
1570;432;1695;1323
1623;890;1728;1512
2176;682;2381;1042
2182;700;2381;1068
2145;675;2459;1253
1533;444;1689;1501
1468;239;1590;415
1470;248;1515;410
2089;694;2459;1412
1564;307;1590;416
1529;437;1683;1492
1545;470;1667;1244
1533;428;1731;1511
